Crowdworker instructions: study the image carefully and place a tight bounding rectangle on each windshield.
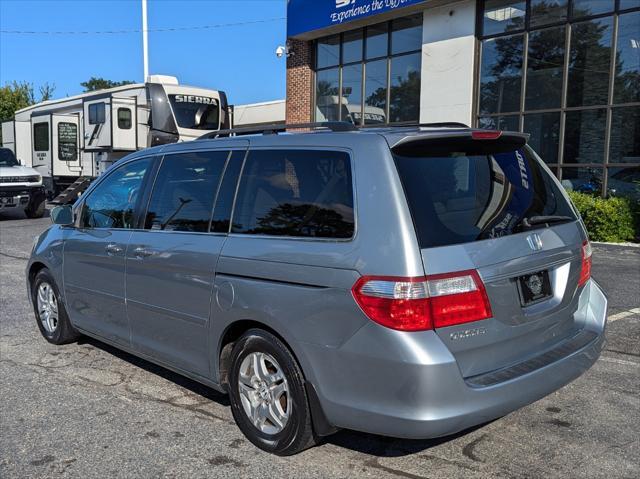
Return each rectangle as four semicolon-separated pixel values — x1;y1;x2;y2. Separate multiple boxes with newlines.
394;144;577;248
0;148;19;167
168;94;219;130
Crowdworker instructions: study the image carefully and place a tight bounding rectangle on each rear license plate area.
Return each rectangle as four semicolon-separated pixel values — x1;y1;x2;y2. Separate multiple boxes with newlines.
517;270;552;306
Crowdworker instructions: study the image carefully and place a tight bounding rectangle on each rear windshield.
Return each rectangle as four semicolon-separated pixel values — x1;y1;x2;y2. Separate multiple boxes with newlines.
394;145;576;248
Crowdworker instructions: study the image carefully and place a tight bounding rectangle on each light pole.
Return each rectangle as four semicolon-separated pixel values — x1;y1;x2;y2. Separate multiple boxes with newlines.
142;0;149;81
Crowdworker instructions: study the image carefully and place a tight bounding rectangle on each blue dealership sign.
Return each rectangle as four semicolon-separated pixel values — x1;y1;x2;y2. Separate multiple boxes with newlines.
287;0;427;37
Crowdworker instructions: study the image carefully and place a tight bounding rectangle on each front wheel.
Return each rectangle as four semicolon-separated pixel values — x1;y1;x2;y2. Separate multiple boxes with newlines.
228;329;316;455
25;198;46;219
31;269;79;344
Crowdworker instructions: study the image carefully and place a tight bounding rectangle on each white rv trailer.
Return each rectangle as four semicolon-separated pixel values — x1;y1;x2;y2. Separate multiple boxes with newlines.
1;75;239;201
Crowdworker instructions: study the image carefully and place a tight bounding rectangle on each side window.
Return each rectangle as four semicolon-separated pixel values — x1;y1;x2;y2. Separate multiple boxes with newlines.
81;158;150;229
89;103;106;125
232;149;354;239
33;123;49;151
210;150;244;233
118;108;132;129
144;151;227;232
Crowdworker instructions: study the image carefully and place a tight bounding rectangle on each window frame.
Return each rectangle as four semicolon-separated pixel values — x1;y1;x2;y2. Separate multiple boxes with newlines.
227;147;358;242
475;0;640;196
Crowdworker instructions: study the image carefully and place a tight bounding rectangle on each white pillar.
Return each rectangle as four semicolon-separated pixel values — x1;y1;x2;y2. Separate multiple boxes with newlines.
420;1;477;126
142;0;149;81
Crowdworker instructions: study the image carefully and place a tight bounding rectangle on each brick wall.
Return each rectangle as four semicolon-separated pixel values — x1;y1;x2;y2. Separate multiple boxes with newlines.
286;39;313;124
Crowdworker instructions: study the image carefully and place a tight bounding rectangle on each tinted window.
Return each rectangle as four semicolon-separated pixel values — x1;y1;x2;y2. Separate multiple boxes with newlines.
390;14;422;55
482;0;526;36
395;144;575;248
232;150;354;238
82;158;150;229
317;35;340;69
88;103;105;125
389;53;421;123
563;108;607;164
364;59;388;125
366;23;388;59
525;26;565;110
480;34;523;114
609;107;640;164
614;11;640;104
211;150;244;233
342;29;363;64
0;148;18;167
530;0;568;27
118;108;132;129
571;0;613;18
145;151;227;232
33;122;49;151
524;112;561;164
316;68;340;122
168;95;219;130
341;64;363;124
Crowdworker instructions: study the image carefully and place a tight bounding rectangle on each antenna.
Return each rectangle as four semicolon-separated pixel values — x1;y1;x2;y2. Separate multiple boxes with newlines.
142;0;149;81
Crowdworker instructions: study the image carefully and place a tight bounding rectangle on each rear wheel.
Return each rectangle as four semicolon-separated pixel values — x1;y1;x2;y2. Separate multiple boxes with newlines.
228;329;316;455
31;269;79;344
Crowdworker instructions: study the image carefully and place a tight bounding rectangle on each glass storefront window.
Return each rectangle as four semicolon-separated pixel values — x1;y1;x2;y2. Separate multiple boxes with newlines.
317;35;340;69
571;0;614;18
609;107;640;164
390;15;422;55
564;109;607;164
524;112;561;164
366;23;388;59
607;166;640;202
480;34;524;114
343;30;363;64
315;68;340;122
567;17;613;107
620;1;640;10
561;167;604;194
526;26;565;109
364;60;388;125
483;0;526;36
341;64;363;124
530;0;568;27
389;53;421;123
478;115;520;131
614;11;640;104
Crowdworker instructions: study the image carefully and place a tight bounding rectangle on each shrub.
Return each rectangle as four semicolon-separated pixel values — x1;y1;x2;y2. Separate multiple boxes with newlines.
567;191;636;243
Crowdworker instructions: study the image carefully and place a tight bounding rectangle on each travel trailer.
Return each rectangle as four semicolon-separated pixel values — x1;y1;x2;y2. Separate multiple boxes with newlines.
1;75;284;203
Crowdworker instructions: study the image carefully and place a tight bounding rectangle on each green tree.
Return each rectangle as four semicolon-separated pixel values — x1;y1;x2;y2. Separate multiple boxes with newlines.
0;80;56;122
80;77;135;92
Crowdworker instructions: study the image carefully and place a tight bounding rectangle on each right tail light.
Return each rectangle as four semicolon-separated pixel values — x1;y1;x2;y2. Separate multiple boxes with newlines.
578;240;592;287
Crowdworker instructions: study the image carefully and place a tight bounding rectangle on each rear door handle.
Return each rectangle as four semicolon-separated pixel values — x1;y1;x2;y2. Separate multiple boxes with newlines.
133;246;155;258
105;243;123;255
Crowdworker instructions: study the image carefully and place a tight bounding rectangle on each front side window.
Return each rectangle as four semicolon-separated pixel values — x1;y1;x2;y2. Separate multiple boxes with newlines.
144;151;227;232
88;103;105;125
232;150;354;239
57;122;78;161
82;158;150;229
168;95;219;130
33;122;49;152
117;108;132;129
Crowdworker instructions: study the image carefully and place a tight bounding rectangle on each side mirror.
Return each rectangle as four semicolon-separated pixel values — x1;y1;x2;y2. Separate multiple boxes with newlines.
50;205;74;226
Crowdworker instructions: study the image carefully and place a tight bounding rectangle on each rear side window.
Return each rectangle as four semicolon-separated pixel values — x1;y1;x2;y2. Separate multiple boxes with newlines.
232;149;354;239
144;151;227;232
395;144;576;248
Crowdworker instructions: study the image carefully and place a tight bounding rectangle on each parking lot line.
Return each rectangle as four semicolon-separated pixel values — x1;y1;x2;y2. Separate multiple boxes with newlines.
608;308;640;323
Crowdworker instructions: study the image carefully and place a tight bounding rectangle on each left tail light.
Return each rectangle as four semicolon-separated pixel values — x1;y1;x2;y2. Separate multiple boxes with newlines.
578;240;592;287
351;270;492;331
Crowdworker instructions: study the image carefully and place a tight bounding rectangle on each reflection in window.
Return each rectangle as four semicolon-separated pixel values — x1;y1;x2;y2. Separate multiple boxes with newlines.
530;0;568;27
607;167;640;203
478;115;520;131
82;159;150;229
389;53;421;123
315;68;340;122
364;60;388;125
567;17;613;107
317;35;340;69
480;35;524;114
145;152;226;232
571;0;614;19
232;150;354;239
366;23;388;59
560;167;603;195
619;1;640;10
564;109;607;164
483;0;526;36
614;11;640;104
526;26;565;110
391;15;422;55
609;107;640;164
524;112;561;164
341;64;363;125
342;30;363;64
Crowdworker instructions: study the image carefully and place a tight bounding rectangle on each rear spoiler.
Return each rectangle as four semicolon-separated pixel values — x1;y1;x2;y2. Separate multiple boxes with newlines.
391;130;530;157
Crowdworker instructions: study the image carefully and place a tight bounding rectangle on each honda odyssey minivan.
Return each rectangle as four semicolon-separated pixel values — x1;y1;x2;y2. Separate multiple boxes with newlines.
27;122;607;455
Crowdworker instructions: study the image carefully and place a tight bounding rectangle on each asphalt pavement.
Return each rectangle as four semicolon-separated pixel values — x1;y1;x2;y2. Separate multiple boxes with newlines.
1;208;638;479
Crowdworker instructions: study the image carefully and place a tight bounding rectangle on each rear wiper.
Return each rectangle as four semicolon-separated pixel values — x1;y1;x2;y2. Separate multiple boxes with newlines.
519;215;574;229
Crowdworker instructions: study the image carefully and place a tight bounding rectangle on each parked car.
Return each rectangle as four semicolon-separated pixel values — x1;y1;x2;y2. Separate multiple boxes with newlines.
27;123;607;455
0;147;46;218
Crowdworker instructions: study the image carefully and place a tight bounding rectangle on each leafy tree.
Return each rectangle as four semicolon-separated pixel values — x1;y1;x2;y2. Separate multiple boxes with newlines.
80;77;135;92
0;80;56;122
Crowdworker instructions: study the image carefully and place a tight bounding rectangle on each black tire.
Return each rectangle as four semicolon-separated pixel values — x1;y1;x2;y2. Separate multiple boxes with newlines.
228;329;316;455
25;198;46;219
31;268;79;345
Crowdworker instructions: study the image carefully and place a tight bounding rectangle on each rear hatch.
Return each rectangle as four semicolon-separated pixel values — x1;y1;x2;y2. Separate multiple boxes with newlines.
392;131;589;378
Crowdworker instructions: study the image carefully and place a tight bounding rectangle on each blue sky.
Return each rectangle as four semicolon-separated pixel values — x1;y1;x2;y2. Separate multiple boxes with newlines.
0;0;287;105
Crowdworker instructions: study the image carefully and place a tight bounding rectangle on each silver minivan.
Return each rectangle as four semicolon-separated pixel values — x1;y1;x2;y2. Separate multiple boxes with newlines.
27;123;607;455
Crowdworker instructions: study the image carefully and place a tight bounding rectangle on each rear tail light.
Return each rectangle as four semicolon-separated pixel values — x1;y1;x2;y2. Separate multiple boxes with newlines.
351;270;492;331
578;240;592;287
472;130;502;140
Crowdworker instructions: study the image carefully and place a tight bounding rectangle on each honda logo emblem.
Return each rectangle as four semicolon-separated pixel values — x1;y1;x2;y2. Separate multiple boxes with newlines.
527;233;543;251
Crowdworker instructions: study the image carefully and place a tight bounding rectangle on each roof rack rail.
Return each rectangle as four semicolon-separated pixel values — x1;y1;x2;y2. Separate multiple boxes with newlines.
198;121;357;140
417;122;470;128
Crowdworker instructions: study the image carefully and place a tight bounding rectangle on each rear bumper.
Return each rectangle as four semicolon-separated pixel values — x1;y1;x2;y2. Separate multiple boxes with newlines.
304;279;606;439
